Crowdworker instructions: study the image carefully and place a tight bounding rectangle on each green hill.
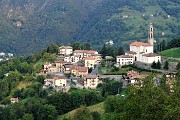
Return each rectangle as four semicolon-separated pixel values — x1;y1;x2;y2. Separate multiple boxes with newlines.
57;102;104;120
160;47;180;58
0;0;179;55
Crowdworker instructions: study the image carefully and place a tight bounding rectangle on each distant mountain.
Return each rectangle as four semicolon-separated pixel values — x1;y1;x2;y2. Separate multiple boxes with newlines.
0;0;179;55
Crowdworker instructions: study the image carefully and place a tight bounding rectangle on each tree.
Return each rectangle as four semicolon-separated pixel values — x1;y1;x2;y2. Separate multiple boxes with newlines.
151;61;157;69
100;44;107;58
72;106;93;120
22;114;34;120
156;60;161;69
176;62;180;70
117;46;125;55
36;75;45;84
47;43;59;54
163;61;169;70
82;43;91;50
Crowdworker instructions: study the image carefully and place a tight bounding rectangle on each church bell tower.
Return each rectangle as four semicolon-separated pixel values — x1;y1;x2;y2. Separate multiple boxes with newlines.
148;23;154;46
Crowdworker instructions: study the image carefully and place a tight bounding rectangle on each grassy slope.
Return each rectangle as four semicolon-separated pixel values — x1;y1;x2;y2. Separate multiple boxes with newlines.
160;48;180;58
57;102;104;120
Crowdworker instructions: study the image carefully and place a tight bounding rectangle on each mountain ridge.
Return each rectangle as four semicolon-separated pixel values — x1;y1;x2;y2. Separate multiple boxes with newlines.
0;0;179;55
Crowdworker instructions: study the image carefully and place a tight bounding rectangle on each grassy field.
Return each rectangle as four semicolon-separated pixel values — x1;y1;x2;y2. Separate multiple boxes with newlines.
160;48;180;58
57;102;104;120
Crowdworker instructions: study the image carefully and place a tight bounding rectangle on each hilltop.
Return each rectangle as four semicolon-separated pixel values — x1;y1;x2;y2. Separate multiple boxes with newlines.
0;0;179;55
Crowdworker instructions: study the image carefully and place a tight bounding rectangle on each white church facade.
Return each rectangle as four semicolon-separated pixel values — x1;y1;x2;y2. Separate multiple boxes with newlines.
117;23;161;66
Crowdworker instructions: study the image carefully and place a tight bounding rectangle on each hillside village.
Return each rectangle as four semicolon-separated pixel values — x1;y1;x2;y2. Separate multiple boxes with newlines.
35;23;177;95
0;23;179;120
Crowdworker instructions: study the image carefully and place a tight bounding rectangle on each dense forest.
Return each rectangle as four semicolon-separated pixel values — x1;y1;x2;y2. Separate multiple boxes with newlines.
0;0;179;55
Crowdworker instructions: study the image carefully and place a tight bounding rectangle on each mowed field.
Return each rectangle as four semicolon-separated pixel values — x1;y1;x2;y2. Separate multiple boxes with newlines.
160;48;180;58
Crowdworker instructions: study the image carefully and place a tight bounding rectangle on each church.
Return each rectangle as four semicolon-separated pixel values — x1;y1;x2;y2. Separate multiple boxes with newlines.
117;23;161;66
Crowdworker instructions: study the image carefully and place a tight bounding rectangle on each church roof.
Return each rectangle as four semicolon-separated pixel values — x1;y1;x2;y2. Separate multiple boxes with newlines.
130;42;152;46
117;55;133;58
142;53;160;57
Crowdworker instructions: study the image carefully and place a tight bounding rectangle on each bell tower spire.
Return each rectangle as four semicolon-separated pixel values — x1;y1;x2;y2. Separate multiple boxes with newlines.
148;22;154;46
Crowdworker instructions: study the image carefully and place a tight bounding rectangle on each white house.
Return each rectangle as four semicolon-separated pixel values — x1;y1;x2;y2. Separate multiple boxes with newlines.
59;46;73;56
84;57;96;69
84;75;100;89
116;55;134;66
141;53;161;64
54;76;67;87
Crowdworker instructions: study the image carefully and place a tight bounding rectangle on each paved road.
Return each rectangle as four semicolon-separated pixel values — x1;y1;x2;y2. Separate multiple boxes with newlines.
90;63;100;75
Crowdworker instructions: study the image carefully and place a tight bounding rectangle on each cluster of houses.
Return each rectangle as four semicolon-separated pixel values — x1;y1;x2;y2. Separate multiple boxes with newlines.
124;70;176;92
0;52;14;61
41;46;102;91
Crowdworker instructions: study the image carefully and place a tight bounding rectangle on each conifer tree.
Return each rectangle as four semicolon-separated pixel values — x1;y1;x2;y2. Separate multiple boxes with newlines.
163;61;169;70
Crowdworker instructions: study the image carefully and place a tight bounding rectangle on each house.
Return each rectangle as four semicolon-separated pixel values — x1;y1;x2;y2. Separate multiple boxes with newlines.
127;70;140;79
71;65;88;77
54;76;67;87
10;97;19;103
74;50;87;59
59;46;73;56
141;53;161;64
74;50;98;59
116;55;134;66
125;23;161;64
84;75;100;89
43;79;55;88
86;50;98;57
92;54;102;63
63;64;73;74
165;73;176;93
55;61;67;72
71;55;80;63
84;57;96;69
105;56;113;59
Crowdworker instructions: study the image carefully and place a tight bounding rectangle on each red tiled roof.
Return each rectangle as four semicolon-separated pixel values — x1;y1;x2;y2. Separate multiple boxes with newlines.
117;55;133;58
71;65;88;72
142;53;160;57
54;76;67;80
59;46;72;49
85;75;98;79
130;42;152;46
84;57;96;60
86;50;97;54
74;50;86;53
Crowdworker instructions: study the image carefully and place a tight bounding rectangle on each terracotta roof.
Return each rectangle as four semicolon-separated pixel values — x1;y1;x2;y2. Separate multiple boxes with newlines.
64;64;73;68
86;50;97;54
10;98;19;103
105;56;113;59
126;51;137;54
130;41;152;46
74;50;97;54
54;76;67;80
85;75;98;79
74;50;86;53
142;53;160;57
117;55;133;58
84;57;96;60
71;65;88;72
59;46;72;49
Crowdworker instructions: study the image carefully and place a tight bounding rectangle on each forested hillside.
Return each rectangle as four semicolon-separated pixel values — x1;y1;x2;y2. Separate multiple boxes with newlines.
0;0;179;55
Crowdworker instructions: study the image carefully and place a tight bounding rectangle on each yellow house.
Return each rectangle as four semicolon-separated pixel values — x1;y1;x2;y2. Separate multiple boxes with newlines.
84;57;96;69
54;76;67;87
71;65;88;77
